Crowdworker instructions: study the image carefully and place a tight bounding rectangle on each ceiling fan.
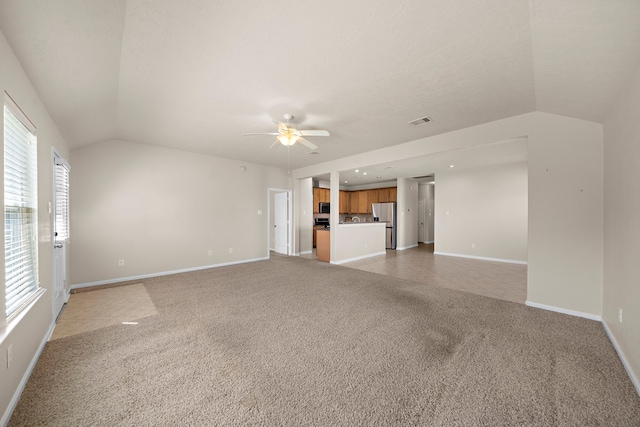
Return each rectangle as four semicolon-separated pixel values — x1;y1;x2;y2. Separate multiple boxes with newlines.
242;113;329;150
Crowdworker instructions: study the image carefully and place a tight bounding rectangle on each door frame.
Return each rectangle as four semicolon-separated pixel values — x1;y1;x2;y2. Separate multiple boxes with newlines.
267;188;293;256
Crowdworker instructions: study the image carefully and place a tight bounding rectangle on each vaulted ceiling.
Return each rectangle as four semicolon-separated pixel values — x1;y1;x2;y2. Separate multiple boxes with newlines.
1;0;639;172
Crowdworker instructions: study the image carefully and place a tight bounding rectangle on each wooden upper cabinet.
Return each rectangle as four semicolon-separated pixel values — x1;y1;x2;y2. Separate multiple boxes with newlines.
389;187;397;202
368;189;379;204
320;188;330;203
377;188;389;202
320;186;397;214
357;190;369;213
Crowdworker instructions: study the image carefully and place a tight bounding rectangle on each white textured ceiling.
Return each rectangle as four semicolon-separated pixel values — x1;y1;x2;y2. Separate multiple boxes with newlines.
0;0;639;174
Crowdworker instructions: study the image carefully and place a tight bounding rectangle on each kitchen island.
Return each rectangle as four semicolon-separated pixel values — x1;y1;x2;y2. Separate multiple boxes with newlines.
329;222;387;264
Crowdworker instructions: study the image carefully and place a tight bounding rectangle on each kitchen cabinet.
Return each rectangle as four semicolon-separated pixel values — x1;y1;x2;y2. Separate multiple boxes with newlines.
339;190;350;214
313;225;325;248
316;229;330;262
389;187;397;202
349;191;359;214
313;187;331;213
377;187;397;202
314;186;397;214
320;188;330;203
378;188;389;202
357;191;369;214
368;189;379;209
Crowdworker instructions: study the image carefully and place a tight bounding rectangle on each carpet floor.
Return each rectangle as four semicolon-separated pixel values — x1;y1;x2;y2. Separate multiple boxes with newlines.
9;255;640;426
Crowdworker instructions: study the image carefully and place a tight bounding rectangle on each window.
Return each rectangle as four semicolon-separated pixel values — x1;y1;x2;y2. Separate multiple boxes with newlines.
54;159;70;243
4;94;39;318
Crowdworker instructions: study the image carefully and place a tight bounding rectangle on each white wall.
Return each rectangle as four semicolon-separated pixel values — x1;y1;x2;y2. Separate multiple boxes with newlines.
603;63;640;390
70;140;291;286
396;178;419;250
434;162;528;262
0;29;71;424
296;177;313;255
526;114;603;316
293;112;604;318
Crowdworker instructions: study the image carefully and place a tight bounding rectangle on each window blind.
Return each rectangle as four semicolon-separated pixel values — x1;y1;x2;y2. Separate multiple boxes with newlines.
4;102;39;318
54;162;70;242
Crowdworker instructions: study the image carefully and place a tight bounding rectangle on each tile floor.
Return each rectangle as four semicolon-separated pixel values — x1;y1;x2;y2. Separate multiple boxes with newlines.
51;283;158;340
316;243;527;304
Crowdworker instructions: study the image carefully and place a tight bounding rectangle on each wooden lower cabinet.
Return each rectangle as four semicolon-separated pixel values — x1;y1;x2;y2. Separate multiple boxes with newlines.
316;229;330;262
312;226;325;248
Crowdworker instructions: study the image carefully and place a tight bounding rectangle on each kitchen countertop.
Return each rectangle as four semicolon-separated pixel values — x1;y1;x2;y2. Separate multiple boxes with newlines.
338;221;386;225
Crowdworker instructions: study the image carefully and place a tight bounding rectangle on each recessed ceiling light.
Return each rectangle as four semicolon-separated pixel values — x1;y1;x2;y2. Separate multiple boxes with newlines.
363;172;367;175
449;164;455;168
355;169;359;173
344;180;348;183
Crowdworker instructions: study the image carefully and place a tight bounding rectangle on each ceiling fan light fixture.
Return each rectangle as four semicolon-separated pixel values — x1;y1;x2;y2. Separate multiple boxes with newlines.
277;133;299;146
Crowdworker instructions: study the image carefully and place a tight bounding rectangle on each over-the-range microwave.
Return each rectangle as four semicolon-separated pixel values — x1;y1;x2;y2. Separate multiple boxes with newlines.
319;202;330;213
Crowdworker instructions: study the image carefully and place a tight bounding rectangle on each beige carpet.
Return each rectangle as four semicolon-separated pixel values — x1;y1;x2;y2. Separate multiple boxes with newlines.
9;255;640;426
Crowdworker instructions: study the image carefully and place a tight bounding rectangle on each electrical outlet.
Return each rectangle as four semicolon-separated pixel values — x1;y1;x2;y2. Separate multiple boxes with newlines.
7;344;13;369
118;259;125;267
208;250;212;256
618;308;623;323
228;248;233;254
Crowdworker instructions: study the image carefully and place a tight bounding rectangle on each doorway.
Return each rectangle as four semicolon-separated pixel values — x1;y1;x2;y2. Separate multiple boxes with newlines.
268;188;292;256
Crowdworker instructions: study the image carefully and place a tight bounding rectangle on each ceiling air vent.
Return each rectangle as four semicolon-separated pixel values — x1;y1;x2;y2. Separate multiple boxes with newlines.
408;116;431;126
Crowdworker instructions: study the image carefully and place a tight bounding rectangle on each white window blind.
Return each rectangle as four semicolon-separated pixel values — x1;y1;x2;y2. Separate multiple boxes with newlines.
4;99;39;318
54;162;70;243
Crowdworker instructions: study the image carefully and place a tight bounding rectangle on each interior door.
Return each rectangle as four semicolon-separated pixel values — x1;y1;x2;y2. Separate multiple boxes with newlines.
418;199;427;243
52;153;70;319
274;192;289;255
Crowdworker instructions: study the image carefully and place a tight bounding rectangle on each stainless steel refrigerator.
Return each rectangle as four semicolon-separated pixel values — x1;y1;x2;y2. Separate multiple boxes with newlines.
372;202;397;249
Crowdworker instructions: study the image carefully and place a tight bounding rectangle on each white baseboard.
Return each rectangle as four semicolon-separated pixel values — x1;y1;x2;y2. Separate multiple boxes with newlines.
434;251;527;265
331;251;387;265
71;256;269;290
602;320;640;397
299;250;312;255
421;240;434;244
525;300;602;321
1;320;54;427
397;244;418;251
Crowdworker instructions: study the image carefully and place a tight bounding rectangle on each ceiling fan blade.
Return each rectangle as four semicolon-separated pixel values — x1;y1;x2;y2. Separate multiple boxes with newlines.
299;129;330;137
242;132;280;136
269;140;280;149
273;121;289;133
297;138;318;150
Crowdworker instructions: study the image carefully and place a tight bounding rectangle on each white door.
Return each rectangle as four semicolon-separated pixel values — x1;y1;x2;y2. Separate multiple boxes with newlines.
52;153;70;319
418;199;427;243
274;192;289;255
